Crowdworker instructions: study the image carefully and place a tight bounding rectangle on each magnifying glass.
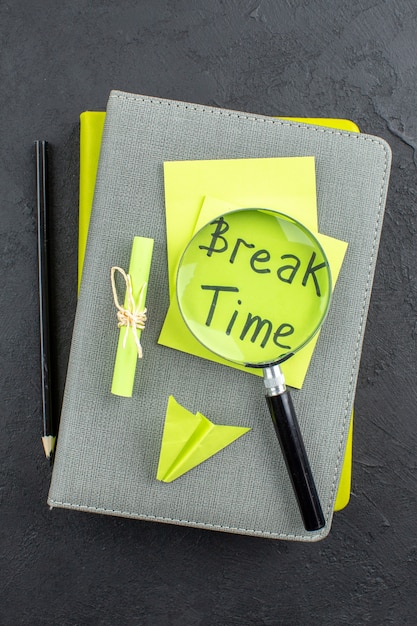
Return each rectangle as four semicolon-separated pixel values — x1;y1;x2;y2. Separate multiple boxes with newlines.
176;208;332;531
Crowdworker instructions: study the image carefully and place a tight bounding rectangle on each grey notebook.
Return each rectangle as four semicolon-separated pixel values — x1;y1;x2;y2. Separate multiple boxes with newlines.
48;91;391;541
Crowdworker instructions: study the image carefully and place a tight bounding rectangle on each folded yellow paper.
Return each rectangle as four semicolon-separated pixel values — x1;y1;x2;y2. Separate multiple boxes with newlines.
157;396;251;482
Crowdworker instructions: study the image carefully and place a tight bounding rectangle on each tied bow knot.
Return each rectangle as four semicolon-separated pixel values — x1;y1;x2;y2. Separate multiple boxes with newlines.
111;266;147;358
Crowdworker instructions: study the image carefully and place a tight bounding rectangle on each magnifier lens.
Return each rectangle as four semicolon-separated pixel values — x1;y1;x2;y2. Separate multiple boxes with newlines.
177;209;331;367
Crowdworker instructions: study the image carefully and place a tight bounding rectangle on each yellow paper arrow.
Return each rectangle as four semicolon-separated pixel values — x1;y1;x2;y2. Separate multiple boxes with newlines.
157;396;251;482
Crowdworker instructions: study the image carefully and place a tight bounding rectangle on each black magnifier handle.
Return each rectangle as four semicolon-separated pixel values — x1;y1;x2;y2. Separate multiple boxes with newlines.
263;365;325;532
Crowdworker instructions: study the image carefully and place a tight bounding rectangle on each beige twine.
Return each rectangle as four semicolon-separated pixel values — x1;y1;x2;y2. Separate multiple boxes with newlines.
110;266;147;358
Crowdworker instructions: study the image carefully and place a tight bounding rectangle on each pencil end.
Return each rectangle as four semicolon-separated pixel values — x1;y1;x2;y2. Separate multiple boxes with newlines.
42;435;56;462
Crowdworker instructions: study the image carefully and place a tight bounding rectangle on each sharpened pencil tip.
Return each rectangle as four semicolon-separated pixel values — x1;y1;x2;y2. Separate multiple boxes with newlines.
42;435;56;461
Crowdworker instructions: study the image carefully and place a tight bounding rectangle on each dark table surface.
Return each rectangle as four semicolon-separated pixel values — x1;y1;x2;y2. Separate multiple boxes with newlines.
1;1;416;624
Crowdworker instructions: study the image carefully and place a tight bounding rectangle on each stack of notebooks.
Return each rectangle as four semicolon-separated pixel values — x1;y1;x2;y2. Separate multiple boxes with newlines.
48;91;391;541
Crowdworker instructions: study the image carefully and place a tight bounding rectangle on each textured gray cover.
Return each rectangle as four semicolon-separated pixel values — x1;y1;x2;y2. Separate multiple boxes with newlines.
48;91;391;541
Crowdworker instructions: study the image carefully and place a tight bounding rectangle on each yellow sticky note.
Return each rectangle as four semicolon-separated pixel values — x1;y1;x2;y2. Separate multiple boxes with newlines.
159;194;348;389
157;396;250;482
164;157;318;297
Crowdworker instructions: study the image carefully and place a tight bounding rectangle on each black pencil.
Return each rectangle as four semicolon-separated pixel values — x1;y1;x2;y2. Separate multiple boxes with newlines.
36;140;56;463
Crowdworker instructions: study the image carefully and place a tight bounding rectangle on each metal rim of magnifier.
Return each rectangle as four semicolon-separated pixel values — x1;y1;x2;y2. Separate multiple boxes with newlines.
176;207;332;367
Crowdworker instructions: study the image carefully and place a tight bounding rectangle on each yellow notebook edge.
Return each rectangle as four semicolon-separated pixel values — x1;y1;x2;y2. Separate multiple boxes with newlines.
78;110;354;511
78;111;107;292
